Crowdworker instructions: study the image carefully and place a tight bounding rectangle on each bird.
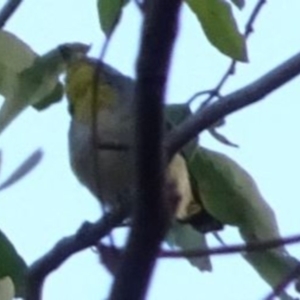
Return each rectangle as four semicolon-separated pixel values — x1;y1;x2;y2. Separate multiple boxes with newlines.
59;44;206;223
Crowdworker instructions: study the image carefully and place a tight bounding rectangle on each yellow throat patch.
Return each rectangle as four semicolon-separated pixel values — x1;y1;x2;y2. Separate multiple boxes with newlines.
65;60;117;124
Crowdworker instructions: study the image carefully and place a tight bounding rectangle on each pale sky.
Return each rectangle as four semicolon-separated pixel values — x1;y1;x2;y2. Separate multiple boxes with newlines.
0;1;300;299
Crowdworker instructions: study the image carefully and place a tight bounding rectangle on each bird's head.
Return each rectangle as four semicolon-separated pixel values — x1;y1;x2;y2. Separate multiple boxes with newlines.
58;43;91;65
62;48;119;124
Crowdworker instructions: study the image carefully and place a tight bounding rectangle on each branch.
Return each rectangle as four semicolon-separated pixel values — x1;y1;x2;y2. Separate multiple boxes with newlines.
166;50;300;157
161;233;300;259
163;233;300;298
0;0;22;28
108;0;181;299
26;208;127;300
95;233;300;260
245;0;266;37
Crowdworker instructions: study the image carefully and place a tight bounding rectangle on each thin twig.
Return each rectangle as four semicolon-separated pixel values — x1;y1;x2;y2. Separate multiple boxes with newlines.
26;208;128;300
86;232;300;262
166;50;300;157
161;233;300;259
0;0;22;28
187;90;215;105
206;0;267;101
188;0;267;107
245;0;267;37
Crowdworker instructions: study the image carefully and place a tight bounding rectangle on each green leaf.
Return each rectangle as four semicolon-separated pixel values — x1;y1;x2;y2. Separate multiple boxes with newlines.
0;230;27;297
188;146;299;296
188;147;276;235
22;43;89;111
185;0;248;61
0;149;43;191
230;0;245;10
243;251;298;300
166;221;212;271
0;30;36;77
0;46;63;133
0;31;36;133
0;41;88;134
97;0;129;36
0;30;36;103
33;81;64;110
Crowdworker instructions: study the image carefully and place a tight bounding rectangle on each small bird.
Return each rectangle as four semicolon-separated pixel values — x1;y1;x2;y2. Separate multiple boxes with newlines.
59;44;223;272
60;44;201;221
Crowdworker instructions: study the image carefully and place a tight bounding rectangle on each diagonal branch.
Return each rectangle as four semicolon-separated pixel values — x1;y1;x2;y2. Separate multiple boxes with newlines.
162;233;300;259
166;51;300;157
0;0;22;28
26;208;127;300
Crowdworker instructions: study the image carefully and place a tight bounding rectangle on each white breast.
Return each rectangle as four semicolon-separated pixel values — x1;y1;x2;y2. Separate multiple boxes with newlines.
68;108;134;208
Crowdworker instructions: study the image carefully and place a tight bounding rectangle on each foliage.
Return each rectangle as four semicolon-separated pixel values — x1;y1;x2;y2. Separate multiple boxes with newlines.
97;0;247;61
165;103;300;300
185;0;247;61
0;230;27;297
0;31;64;133
97;0;129;36
230;0;245;10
